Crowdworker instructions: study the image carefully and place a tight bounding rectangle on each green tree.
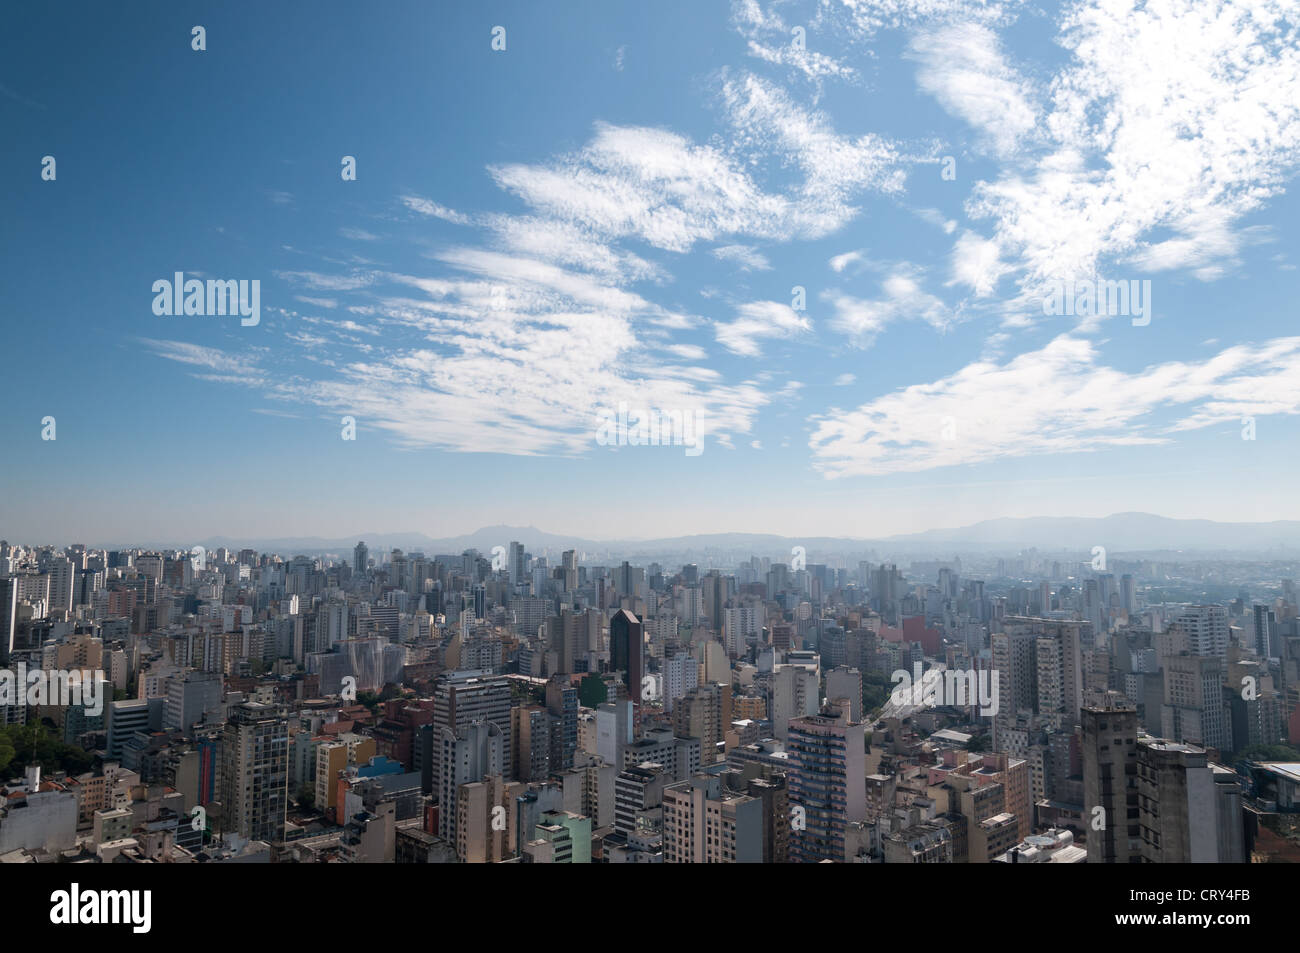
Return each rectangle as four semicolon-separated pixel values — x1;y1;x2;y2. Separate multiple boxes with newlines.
0;723;93;779
1235;743;1300;763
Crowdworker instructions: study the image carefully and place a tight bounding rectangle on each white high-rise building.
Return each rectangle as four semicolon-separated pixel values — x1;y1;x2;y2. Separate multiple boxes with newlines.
1176;605;1229;656
771;664;818;741
723;606;760;657
439;721;504;843
48;557;75;616
662;652;698;714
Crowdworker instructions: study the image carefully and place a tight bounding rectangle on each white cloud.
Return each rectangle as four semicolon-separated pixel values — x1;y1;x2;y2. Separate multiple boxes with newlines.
948;231;1008;297
277;270;376;292
486;77;908;258
485;215;666;283
825;269;953;347
720;73;909;230
294;295;338;309
915;208;958;233
140;339;262;379
401;195;471;225
808;334;1300;477
731;0;859;85
151;249;769;457
829;249;868;273
715;300;812;356
339;227;380;241
712;244;772;271
667;343;709;361
907;22;1037;158
836;0;1025;38
964;0;1300;315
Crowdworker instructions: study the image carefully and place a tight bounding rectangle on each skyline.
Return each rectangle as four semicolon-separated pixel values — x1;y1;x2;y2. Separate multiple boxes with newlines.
13;509;1300;556
6;0;1300;541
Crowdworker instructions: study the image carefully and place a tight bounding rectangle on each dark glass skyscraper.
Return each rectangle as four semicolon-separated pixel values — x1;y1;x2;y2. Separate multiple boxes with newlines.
610;608;644;727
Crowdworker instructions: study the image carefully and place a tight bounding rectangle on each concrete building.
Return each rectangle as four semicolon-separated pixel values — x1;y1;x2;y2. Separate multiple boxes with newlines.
219;703;289;844
1136;739;1244;863
662;773;762;863
787;702;866;863
1082;693;1140;864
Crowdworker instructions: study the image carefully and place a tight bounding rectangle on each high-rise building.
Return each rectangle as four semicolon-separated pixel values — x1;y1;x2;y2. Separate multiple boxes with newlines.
672;683;724;763
1081;693;1140;864
219;703;289;844
353;541;368;574
0;576;17;663
662;773;762;863
1175;606;1229;657
509;541;526;587
596;700;634;769
1135;739;1245;863
771;663;818;741
561;550;578;592
164;670;223;736
787;702;866;863
456;774;526;863
511;705;551;782
48;556;75;616
662;651;698;714
610;609;644;727
1253;604;1277;658
438;720;504;844
546;675;578;772
432;671;513;796
614;762;665;835
1161;654;1230;751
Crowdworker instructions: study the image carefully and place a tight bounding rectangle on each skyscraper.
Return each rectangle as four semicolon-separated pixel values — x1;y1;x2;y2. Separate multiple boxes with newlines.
1175;605;1229;656
509;541;526;587
219;703;289;844
1136;739;1244;862
787;702;866;863
439;720;504;844
610;609;644;726
1081;693;1140;864
1253;604;1277;658
546;675;578;771
432;671;513;796
0;576;16;663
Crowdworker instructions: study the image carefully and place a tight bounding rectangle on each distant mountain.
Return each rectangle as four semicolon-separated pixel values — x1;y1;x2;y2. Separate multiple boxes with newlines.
883;512;1300;551
107;512;1298;558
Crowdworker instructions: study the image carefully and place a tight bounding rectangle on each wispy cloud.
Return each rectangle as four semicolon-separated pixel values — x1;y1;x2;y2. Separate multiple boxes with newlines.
715;300;811;356
808;335;1300;477
400;195;471;224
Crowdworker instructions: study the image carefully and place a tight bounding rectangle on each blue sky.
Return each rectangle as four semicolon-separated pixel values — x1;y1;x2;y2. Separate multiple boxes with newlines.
4;0;1300;546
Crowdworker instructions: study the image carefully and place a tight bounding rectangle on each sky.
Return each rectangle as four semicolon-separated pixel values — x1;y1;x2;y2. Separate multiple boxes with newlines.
3;0;1300;547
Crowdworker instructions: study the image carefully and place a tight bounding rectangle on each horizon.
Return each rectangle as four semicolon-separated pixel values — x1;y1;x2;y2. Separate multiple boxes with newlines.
11;509;1300;557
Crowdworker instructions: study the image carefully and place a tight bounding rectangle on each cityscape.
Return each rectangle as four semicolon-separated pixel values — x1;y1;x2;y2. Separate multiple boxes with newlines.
1;0;1297;921
0;529;1296;869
